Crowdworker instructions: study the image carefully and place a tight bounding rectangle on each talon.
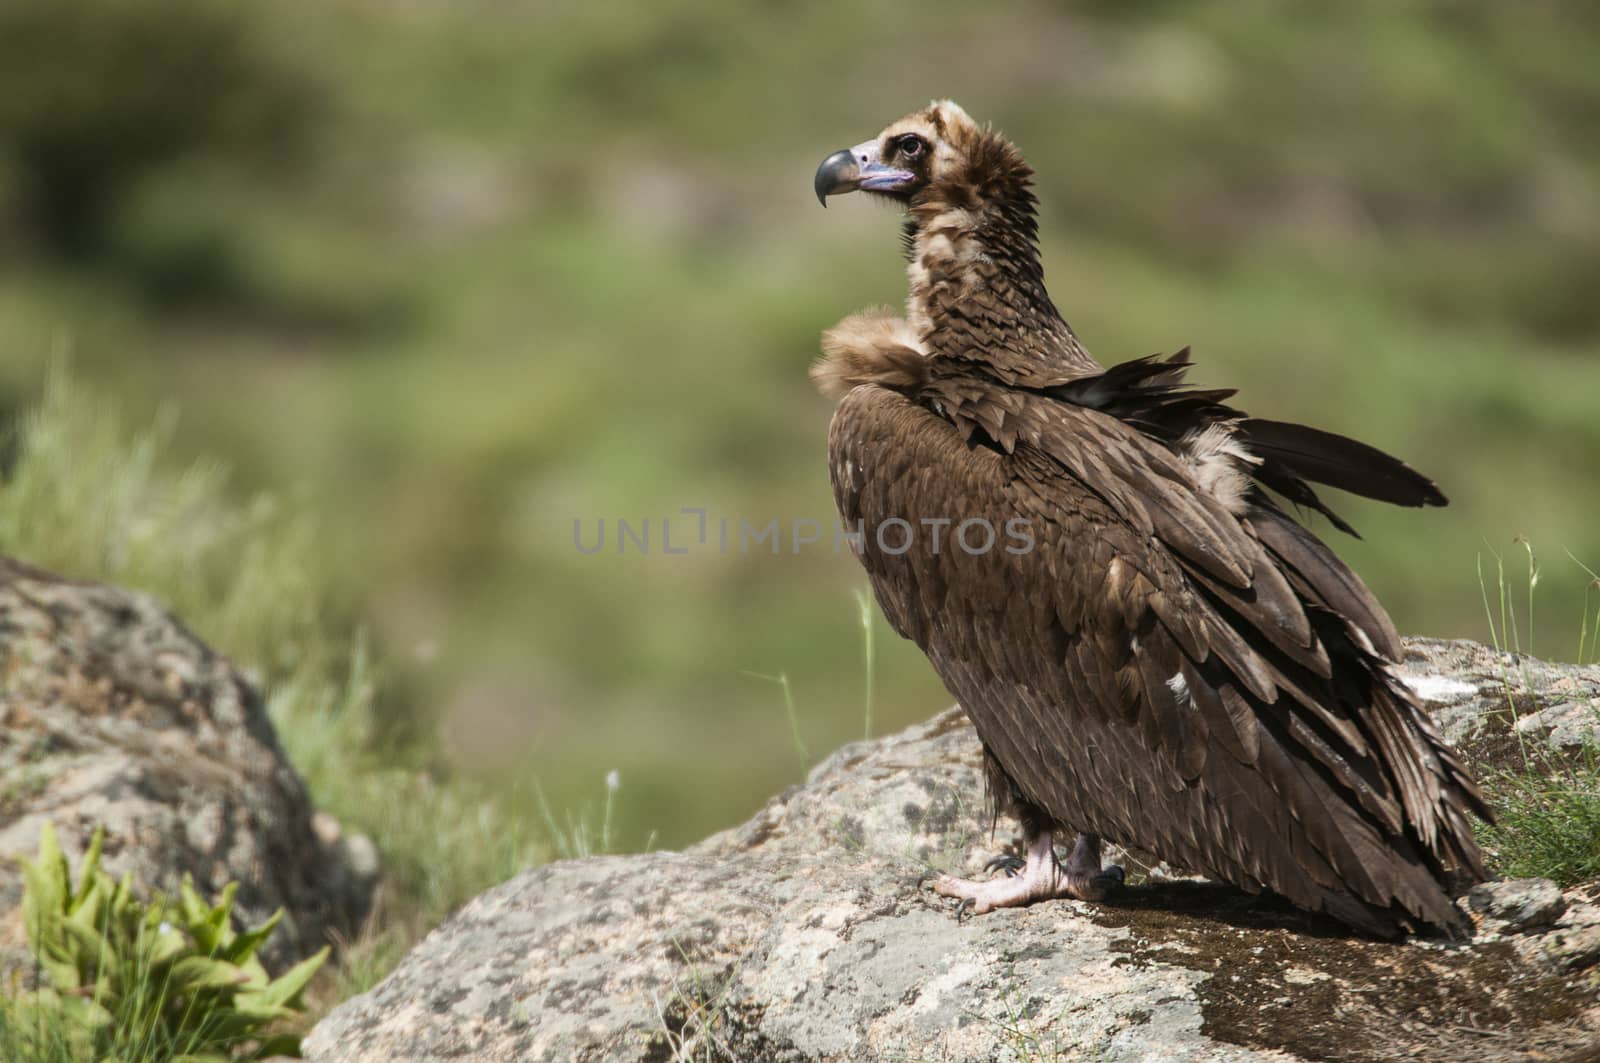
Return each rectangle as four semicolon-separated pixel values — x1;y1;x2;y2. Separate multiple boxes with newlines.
984;854;1026;878
956;897;974;922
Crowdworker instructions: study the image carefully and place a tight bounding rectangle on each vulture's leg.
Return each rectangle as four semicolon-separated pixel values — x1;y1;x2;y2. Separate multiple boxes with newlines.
1062;833;1125;896
932;831;1123;915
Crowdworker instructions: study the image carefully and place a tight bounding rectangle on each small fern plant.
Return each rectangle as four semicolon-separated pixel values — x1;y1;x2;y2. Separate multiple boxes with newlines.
8;822;328;1061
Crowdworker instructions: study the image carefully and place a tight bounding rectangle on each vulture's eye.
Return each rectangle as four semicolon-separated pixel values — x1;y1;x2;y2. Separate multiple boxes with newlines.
898;135;926;159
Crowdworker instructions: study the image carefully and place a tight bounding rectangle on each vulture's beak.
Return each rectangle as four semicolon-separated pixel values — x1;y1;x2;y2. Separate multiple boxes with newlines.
814;139;915;206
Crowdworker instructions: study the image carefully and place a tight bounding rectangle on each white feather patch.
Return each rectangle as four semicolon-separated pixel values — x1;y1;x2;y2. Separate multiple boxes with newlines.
1178;423;1259;516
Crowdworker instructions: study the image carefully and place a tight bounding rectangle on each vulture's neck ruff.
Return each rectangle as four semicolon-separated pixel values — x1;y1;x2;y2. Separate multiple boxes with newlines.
815;100;1098;380
900;141;1053;345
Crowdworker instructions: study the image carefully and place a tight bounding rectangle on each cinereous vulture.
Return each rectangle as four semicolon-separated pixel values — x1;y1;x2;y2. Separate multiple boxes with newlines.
811;100;1489;937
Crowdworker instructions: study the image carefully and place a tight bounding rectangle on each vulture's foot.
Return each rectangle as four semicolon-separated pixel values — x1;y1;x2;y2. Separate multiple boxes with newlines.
1060;831;1126;901
933;831;1123;916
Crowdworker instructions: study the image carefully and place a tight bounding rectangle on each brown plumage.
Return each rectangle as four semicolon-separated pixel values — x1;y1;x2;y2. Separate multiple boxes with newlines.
812;100;1489;937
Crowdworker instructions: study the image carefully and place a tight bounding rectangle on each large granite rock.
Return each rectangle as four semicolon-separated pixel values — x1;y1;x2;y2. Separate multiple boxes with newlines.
307;639;1600;1061
0;557;377;968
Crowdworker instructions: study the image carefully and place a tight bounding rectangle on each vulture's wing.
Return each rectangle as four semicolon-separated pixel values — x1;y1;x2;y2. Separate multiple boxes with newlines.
829;381;1486;936
1040;350;1448;659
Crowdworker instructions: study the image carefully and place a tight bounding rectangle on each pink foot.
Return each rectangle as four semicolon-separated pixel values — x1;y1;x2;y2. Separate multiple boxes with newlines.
933;832;1124;915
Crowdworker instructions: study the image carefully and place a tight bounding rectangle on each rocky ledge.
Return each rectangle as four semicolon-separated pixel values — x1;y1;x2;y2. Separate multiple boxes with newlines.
307;638;1600;1062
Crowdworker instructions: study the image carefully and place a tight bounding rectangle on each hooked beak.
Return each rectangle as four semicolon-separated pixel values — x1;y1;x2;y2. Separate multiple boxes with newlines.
814;139;916;206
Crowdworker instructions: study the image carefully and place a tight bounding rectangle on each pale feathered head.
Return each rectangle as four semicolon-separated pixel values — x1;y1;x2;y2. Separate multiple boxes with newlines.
813;100;1032;217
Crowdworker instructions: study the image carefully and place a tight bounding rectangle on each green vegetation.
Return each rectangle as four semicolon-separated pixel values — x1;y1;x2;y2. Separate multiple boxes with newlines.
970;982;1074;1063
1473;542;1600;886
0;0;319;260
1485;757;1600;886
649;943;742;1063
1;824;324;1061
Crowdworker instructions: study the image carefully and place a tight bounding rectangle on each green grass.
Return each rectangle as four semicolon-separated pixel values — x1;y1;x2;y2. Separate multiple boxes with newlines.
856;589;878;742
648;942;742;1063
741;670;811;774
0;1007;82;1063
970;982;1074;1063
1473;541;1600;887
1483;754;1600;886
0;364;330;680
0;371;547;1015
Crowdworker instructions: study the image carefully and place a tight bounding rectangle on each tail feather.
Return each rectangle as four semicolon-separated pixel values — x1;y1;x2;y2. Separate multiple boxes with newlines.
1044;353;1447;541
1238;419;1447;509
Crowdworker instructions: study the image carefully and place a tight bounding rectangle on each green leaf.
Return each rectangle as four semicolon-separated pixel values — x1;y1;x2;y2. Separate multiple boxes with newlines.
150;922;190;966
107;870;136;925
66;873;106;930
20;823;67;949
227;995;295;1024
31;821;65;887
257;944;328;1010
7;988;104;1060
169;955;252;993
32;950;82;994
71;826;106;909
203;882;239;952
213;880;240;918
59;915;113;968
179;875;210;934
223;906;282;964
140;892;175;937
234;954;270;992
234;944;328;1022
56;992;114;1032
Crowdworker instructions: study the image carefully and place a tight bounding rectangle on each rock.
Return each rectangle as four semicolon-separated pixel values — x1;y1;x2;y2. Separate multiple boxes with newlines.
309;639;1600;1063
1526;892;1600;977
1513;699;1600;752
1469;879;1568;933
1400;637;1600;752
1543;923;1600;974
0;557;376;969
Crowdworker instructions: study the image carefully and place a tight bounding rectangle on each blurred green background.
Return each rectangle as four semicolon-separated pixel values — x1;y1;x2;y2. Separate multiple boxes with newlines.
3;0;1599;859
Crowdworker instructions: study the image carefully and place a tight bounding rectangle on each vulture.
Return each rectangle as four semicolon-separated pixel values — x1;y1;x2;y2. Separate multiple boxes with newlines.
810;100;1490;937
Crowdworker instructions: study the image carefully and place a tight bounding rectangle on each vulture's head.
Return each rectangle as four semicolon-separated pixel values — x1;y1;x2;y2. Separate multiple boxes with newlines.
813;100;1032;219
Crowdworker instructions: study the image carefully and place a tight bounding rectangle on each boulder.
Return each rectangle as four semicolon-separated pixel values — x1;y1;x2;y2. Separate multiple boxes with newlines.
1469;879;1568;934
307;640;1600;1061
0;557;376;969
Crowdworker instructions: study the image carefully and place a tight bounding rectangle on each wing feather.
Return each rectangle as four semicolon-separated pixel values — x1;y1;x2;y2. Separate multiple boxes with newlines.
1246;503;1404;660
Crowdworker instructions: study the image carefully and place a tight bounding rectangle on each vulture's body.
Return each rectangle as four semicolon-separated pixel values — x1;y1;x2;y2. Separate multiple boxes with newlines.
812;101;1489;937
